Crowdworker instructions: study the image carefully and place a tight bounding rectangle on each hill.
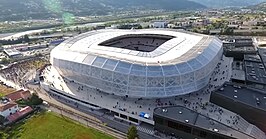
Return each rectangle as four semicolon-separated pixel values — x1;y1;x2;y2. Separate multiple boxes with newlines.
190;0;266;8
0;0;206;21
247;2;266;11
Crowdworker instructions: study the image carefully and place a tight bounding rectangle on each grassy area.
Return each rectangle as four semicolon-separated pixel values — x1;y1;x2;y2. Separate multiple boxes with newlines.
20;59;49;70
31;60;49;69
0;85;16;96
9;112;114;139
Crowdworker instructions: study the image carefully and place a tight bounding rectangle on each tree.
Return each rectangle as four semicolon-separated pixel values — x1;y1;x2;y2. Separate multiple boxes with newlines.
0;44;3;51
127;126;138;139
0;115;5;124
1;58;10;64
0;131;8;139
20;93;43;106
23;35;30;42
223;27;234;35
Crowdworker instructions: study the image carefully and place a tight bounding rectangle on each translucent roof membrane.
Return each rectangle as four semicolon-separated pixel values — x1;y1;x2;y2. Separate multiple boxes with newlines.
83;55;96;65
72;62;81;72
130;64;146;76
114;61;131;74
209;43;219;54
92;56;106;68
102;59;118;71
165;86;183;94
162;65;180;76
209;41;220;52
183;82;196;92
196;54;209;66
53;58;59;66
147;66;163;77
212;38;222;49
202;48;213;59
59;60;67;69
175;62;192;74
187;59;202;70
205;46;216;57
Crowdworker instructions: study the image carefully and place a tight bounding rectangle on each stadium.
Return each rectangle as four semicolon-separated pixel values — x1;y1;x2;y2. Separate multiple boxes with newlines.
50;29;223;98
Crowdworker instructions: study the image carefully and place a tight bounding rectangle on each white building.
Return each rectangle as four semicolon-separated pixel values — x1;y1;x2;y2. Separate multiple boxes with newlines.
3;49;22;58
0;99;18;118
50;29;223;98
153;21;168;28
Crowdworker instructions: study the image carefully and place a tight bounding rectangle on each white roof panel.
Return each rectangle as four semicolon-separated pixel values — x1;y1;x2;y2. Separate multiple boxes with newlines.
52;29;222;66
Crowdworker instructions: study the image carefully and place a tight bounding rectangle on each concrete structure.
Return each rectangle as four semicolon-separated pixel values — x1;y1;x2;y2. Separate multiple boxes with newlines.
259;48;266;67
222;38;257;60
50;29;223;98
49;39;65;46
231;61;246;83
154;106;263;139
210;84;266;133
244;55;266;90
4;49;22;58
153;21;168;28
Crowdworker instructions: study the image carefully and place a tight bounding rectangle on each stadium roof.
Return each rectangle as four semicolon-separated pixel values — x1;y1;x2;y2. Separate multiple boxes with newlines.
52;29;222;66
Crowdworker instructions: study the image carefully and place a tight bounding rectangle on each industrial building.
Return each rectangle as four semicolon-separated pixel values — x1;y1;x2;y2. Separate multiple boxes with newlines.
210;84;266;133
154;106;263;139
222;38;257;60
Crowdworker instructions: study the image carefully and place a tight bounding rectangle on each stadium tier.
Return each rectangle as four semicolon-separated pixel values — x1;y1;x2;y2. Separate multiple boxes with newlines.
50;29;223;98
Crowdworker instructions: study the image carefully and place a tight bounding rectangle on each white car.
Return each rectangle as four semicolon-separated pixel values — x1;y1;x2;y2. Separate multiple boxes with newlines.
144;113;150;119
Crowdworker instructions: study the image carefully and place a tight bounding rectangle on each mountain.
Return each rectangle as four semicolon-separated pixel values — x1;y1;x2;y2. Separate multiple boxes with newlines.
0;0;206;21
247;2;266;11
190;0;266;8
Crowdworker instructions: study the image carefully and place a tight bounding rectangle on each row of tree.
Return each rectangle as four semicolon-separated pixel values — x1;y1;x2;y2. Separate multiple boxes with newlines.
0;35;30;45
